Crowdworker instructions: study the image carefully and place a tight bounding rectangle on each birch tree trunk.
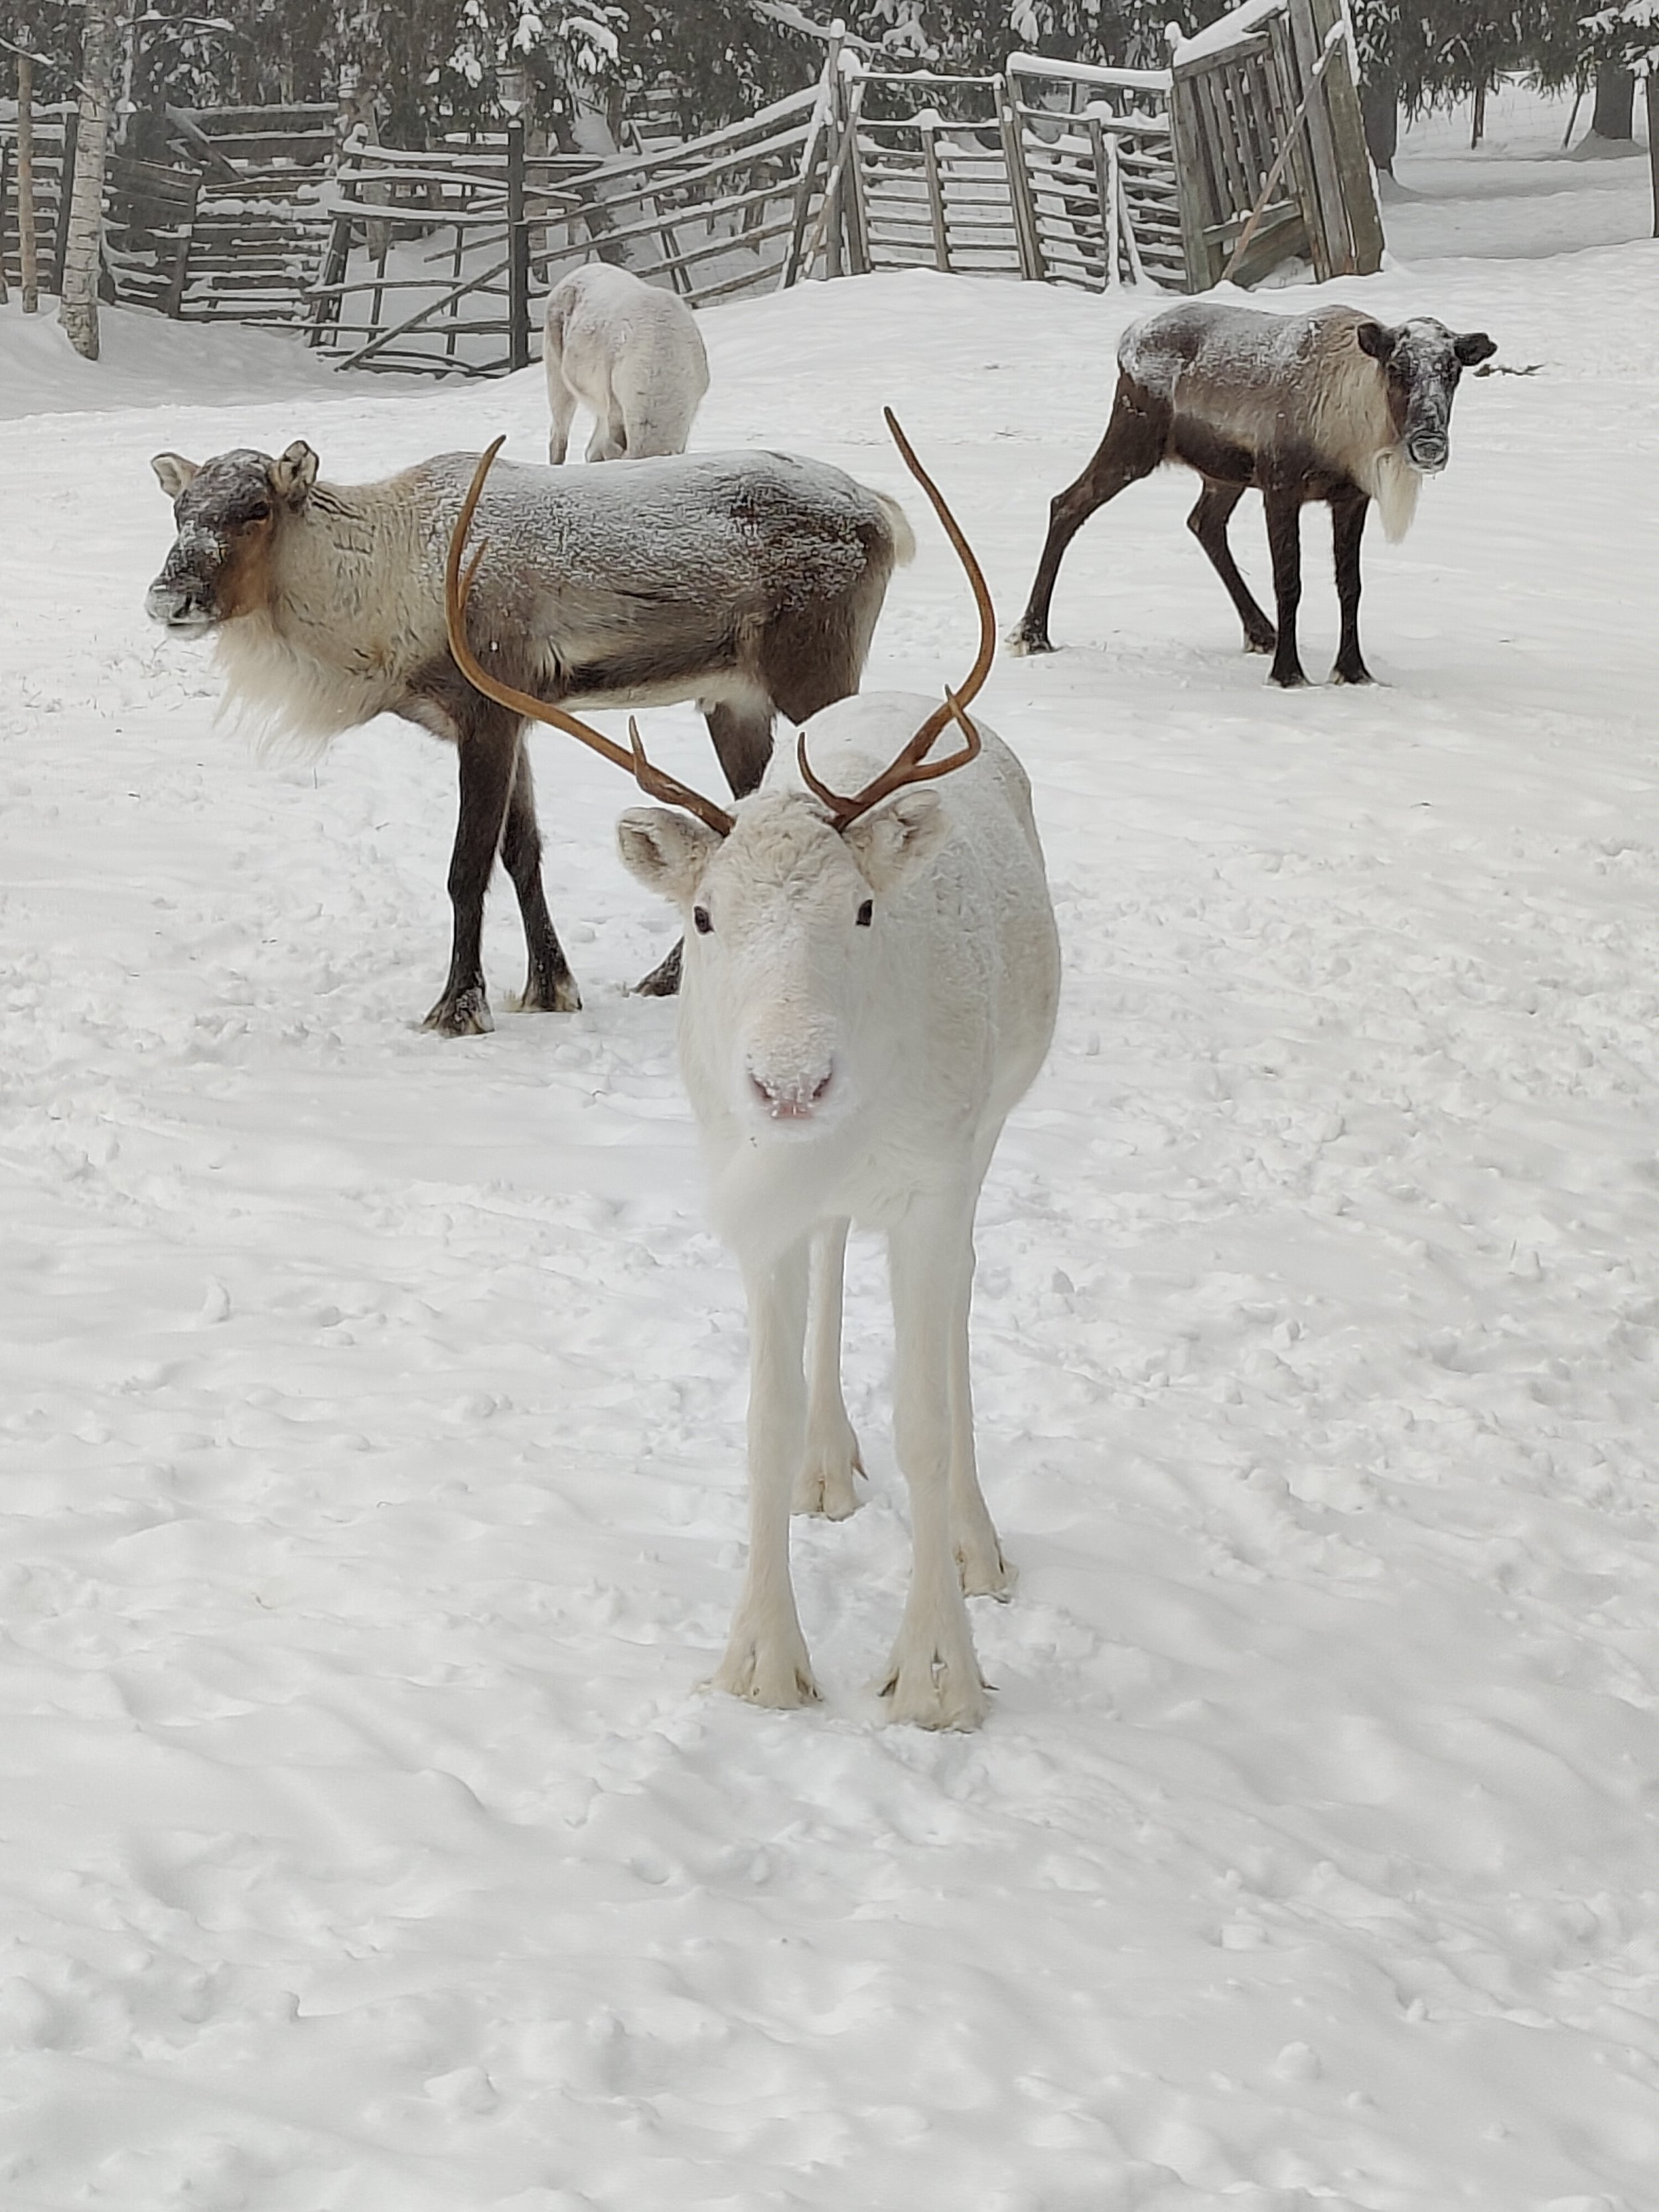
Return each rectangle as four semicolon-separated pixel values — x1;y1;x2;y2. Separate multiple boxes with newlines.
58;0;123;361
19;54;40;314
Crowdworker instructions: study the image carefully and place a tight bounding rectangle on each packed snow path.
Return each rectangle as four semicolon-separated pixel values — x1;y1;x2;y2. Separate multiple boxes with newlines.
2;212;1658;2211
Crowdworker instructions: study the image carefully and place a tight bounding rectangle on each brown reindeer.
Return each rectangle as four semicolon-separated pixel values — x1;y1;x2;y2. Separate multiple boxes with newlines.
145;440;913;1032
1009;301;1496;688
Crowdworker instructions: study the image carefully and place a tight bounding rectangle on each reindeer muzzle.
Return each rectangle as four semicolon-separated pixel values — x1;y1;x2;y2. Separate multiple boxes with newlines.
1405;430;1449;474
145;578;218;630
747;1061;837;1124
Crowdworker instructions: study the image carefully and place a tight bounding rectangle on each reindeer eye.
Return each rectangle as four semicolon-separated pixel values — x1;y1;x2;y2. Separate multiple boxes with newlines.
693;905;712;935
856;899;873;928
245;502;271;522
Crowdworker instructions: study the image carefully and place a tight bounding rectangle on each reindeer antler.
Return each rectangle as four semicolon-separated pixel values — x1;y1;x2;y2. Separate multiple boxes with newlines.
443;438;736;837
797;409;995;830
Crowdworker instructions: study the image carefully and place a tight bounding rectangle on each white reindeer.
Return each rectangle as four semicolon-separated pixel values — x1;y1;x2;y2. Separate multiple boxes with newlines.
543;263;710;466
445;419;1061;1728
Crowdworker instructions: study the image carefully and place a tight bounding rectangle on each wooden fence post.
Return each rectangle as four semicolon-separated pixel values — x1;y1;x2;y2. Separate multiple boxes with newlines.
1307;0;1383;273
998;75;1045;281
781;57;833;285
17;54;40;310
822;29;845;277
507;113;530;370
50;109;77;295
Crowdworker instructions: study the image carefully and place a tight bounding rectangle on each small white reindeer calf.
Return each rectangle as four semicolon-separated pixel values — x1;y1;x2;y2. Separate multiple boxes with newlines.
543;263;710;465
446;417;1060;1729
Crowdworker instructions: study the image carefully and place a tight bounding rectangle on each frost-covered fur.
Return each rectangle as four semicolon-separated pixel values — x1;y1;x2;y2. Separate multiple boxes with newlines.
1011;300;1496;687
145;440;912;1035
616;694;1061;1730
543;264;710;465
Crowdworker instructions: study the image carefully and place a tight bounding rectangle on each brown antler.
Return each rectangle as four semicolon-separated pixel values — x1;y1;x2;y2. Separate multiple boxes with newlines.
443;437;735;837
797;409;995;830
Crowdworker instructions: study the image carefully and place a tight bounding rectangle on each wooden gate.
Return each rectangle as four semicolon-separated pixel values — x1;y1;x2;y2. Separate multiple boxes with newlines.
1169;0;1382;288
1003;53;1185;291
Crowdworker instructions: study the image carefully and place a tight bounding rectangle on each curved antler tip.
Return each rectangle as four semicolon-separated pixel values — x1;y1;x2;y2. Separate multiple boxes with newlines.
483;432;507;461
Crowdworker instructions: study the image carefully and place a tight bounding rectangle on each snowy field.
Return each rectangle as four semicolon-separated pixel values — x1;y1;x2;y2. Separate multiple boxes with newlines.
1;88;1658;2212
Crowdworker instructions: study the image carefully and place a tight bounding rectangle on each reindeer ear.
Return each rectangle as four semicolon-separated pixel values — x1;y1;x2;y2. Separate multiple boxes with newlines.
1355;321;1393;361
1455;331;1497;367
151;453;198;500
843;789;948;893
616;808;721;903
269;441;319;505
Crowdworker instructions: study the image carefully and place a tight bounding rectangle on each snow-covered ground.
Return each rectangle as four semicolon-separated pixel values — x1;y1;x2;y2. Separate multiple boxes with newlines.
1384;75;1654;263
1;88;1658;2212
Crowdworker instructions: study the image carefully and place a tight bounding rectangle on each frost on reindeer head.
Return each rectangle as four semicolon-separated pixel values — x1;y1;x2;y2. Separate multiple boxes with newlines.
145;441;318;632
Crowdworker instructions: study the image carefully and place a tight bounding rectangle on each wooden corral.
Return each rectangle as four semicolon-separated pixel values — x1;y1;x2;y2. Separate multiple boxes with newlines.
1;5;1381;368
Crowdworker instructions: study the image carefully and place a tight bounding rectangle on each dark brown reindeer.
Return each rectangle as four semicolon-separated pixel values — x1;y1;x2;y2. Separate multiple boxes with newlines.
1009;301;1496;688
145;439;913;1031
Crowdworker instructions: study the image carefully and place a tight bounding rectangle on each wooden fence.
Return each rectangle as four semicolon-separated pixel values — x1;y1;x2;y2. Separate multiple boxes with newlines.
1;100;335;323
303;85;826;374
1;12;1381;368
800;53;1181;291
1004;54;1186;291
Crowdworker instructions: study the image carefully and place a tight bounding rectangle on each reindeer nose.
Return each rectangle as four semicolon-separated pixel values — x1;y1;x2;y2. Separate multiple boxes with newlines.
748;1063;835;1121
145;579;212;628
1407;431;1449;472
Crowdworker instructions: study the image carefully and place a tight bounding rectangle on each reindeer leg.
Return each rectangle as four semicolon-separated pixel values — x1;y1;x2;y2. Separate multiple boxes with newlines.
634;698;774;999
1187;479;1276;654
423;711;522;1036
1263;486;1309;690
705;698;775;798
1329;490;1373;685
499;743;581;1013
1007;386;1165;656
714;1236;819;1708
795;1218;863;1519
944;1209;1011;1597
547;378;577;467
881;1194;988;1730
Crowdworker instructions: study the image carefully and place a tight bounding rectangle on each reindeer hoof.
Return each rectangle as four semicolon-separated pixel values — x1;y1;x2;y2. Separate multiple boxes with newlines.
1270;668;1309;690
956;1535;1015;1599
423;987;494;1036
634;941;683;997
1005;623;1054;658
881;1643;988;1731
1329;664;1374;687
794;1433;864;1519
712;1620;820;1708
516;973;582;1013
1244;632;1276;655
